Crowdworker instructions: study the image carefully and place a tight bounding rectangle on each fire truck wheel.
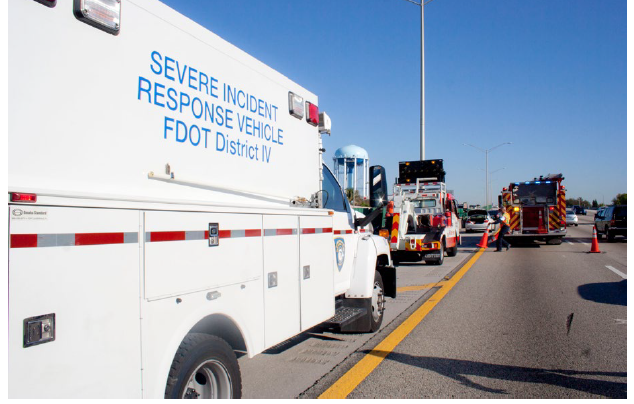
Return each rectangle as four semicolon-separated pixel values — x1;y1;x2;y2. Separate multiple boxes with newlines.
165;333;242;399
370;271;385;332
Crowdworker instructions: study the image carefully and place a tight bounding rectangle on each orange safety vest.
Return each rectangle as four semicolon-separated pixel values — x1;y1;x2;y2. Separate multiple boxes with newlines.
501;212;511;227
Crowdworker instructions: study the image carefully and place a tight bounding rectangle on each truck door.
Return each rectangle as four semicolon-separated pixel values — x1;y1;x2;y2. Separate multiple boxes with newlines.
322;165;358;296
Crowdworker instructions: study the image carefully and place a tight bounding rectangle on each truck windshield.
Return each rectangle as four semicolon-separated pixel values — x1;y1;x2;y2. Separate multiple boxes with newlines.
412;199;436;208
515;183;557;205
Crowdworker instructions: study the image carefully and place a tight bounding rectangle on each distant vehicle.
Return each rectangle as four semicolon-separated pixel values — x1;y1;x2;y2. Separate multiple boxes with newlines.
566;209;579;226
594;205;627;242
465;209;496;233
594;207;606;220
572;205;586;215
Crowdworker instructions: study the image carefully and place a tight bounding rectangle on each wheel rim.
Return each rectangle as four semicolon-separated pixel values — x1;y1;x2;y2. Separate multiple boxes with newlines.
182;359;232;399
371;280;385;322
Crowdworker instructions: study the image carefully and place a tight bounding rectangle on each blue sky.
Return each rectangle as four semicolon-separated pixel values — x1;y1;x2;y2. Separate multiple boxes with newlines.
161;0;626;206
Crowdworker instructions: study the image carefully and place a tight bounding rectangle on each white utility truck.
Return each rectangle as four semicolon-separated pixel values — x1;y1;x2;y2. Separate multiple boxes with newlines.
380;160;461;265
8;0;395;398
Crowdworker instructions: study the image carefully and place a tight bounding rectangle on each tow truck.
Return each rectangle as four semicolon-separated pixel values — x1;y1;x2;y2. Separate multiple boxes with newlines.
498;174;566;245
379;160;461;265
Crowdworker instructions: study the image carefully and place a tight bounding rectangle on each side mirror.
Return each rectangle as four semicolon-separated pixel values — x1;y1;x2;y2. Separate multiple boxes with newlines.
369;165;387;208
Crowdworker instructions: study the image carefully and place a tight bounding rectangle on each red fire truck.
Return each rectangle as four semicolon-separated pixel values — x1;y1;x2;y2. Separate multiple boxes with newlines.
499;174;566;245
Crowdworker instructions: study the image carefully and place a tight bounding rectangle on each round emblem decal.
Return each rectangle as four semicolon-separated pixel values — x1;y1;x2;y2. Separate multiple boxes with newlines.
334;238;345;271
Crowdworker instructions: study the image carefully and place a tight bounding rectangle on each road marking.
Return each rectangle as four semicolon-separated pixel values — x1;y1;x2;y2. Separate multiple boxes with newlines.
397;281;447;292
565;240;573;245
605;265;627;279
319;248;486;399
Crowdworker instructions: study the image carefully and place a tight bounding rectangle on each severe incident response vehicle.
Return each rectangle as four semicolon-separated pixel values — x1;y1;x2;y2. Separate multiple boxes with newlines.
8;0;395;398
498;174;567;245
379;160;461;265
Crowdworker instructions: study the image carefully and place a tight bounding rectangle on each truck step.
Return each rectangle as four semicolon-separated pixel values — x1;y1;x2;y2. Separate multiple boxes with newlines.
324;306;367;328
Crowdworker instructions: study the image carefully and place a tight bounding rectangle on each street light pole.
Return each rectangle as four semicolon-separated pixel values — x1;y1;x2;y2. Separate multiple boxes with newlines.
464;142;512;208
404;0;435;160
420;1;425;160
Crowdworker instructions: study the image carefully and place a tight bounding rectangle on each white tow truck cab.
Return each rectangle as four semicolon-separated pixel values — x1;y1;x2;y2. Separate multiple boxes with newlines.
8;0;395;398
379;160;461;265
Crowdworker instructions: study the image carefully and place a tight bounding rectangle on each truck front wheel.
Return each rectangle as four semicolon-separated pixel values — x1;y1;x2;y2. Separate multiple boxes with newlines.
165;333;242;399
369;271;385;332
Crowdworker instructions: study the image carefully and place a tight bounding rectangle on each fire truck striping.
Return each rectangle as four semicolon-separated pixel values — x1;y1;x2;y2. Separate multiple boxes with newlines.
318;248;485;399
10;227;334;248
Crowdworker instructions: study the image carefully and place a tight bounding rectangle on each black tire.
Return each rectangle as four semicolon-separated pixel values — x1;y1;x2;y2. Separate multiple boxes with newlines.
165;333;242;399
427;241;444;265
447;241;458;257
607;228;615;242
369;271;385;332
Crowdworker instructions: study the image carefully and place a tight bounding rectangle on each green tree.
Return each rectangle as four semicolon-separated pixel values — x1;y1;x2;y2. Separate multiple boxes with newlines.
345;188;369;207
612;193;627;205
592;199;598;208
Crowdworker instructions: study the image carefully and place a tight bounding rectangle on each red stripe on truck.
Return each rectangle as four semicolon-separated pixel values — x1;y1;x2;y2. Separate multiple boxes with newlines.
10;234;38;248
75;232;124;246
150;231;186;242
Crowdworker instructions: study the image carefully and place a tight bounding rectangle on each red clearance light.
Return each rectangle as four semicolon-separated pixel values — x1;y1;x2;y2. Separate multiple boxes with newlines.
306;102;319;126
34;0;57;7
11;193;37;203
549;206;555;211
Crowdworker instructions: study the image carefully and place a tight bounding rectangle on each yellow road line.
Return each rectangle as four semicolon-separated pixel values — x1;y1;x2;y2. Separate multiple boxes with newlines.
319;248;486;399
397;281;447;292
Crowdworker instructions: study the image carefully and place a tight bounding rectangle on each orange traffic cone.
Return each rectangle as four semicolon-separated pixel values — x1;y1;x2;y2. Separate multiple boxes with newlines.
476;226;491;248
589;225;601;253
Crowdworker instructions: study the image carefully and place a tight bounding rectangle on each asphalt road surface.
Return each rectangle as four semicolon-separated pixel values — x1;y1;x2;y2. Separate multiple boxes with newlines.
243;213;627;399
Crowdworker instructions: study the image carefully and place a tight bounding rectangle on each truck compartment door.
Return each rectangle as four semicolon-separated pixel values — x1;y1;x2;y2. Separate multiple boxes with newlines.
299;216;335;331
262;215;300;347
8;206;141;398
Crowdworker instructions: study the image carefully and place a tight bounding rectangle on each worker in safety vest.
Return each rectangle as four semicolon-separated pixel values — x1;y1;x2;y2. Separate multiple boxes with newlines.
494;206;511;252
386;201;394;217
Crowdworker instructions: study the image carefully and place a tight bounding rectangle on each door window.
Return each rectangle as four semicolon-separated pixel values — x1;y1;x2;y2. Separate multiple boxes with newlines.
322;165;347;212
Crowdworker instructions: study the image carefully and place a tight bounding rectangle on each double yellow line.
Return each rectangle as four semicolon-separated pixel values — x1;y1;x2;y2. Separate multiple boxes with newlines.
319;248;485;399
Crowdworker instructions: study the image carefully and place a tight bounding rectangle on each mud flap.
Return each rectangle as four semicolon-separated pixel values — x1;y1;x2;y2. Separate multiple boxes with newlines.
377;265;397;298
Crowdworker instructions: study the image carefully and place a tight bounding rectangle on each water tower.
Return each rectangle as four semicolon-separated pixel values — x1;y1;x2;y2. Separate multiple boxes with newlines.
333;145;369;200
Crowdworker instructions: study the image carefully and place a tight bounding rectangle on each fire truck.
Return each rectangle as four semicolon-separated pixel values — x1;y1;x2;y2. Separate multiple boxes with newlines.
379;160;461;265
498;174;566;244
8;0;396;398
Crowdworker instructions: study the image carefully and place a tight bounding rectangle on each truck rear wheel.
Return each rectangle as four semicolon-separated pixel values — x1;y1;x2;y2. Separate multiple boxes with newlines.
165;333;242;399
369;271;385;332
426;242;444;265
